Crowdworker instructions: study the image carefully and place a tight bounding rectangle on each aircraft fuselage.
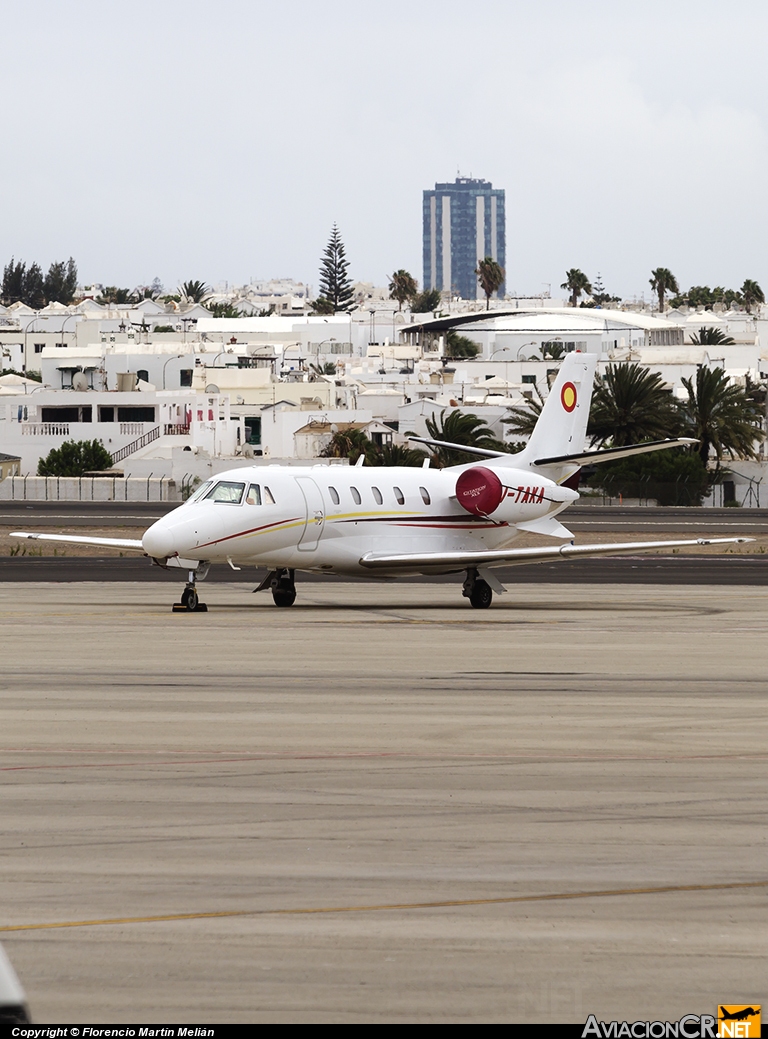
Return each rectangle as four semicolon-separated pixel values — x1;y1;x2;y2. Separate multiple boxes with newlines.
142;463;575;577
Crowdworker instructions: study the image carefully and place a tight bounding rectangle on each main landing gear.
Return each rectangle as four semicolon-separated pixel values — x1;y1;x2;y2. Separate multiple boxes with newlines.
270;568;296;608
462;568;493;610
172;570;208;613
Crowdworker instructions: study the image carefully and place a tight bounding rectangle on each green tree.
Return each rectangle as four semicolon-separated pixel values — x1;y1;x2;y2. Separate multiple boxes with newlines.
680;366;764;466
1;367;41;381
741;279;765;315
541;341;566;359
444;329;480;359
581;272;621;308
668;285;744;310
410;288;442;313
320;427;378;465
588;363;682;447
689;327;735;346
43;258;78;304
314;224;354;313
502;395;543;439
207;301;245;318
424;409;507;467
97;286;134;305
2;259;26;305
179;280;211;304
24;262;46;309
388;269;418;310
587;448;711;507
376;442;428;467
561;269;592;308
649;267;679;313
38;439;114;476
475;257;505;309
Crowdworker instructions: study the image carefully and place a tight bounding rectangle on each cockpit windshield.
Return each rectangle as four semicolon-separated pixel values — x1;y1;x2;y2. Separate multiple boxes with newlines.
188;479;215;502
204;481;246;504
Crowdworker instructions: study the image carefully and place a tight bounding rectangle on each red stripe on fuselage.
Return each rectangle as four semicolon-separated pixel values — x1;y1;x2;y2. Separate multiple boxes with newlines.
196;516;303;550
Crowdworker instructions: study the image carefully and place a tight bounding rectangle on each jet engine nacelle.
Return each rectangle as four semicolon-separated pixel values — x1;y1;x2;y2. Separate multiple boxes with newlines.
455;465;569;522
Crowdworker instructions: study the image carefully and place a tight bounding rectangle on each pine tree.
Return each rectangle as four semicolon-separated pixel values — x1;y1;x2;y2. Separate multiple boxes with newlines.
24;263;46;309
2;259;26;305
44;257;78;304
315;225;354;312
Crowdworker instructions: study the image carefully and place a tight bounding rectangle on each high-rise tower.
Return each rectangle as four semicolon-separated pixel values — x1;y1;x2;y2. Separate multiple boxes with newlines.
422;177;506;300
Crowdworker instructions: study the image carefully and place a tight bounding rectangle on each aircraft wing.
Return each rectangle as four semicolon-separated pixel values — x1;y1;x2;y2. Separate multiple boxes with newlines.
407;436;509;459
10;532;146;552
360;537;752;572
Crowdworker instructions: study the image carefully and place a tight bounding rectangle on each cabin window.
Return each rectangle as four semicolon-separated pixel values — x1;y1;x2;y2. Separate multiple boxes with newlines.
351;486;362;505
393;486;405;504
372;486;383;504
264;486;275;504
419;486;431;505
246;484;262;505
329;486;340;505
205;480;245;504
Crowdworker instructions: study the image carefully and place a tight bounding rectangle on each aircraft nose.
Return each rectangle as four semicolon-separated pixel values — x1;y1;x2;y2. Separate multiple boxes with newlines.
142;520;176;558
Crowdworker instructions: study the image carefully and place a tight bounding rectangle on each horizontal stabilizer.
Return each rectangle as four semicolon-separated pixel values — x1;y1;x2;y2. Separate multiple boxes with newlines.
407;436;509;459
360;537;752;572
534;437;698;468
11;531;146;552
515;516;574;539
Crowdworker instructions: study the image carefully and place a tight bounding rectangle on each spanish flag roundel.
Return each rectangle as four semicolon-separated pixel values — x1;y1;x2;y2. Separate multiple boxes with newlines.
561;382;577;413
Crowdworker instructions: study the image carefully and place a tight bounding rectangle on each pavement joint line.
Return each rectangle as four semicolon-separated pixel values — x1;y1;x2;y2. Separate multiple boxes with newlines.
2;749;768;771
2;880;766;933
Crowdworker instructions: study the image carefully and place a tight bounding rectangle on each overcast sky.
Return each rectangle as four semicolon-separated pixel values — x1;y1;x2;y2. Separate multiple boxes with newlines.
2;0;767;300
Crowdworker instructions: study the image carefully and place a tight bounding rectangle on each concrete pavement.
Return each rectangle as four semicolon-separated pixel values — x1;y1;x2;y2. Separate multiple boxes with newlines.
0;582;765;1022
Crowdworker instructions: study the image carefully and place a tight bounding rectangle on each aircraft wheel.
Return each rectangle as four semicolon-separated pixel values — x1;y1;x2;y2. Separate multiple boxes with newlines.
272;586;296;608
182;587;198;611
469;579;492;609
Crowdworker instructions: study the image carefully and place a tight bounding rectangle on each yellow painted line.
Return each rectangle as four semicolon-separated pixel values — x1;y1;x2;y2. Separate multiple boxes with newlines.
2;879;765;933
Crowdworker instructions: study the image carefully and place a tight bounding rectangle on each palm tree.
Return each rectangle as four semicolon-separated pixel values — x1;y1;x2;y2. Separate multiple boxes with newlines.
388;270;418;310
561;269;592;308
649;268;679;313
424;409;507;466
689;327;735;346
444;329;480;359
680;366;764;466
410;288;442;314
588;364;682;447
502;395;543;439
541;341;566;359
475;257;505;309
320;427;378;465
375;443;427;467
741;279;765;315
179;280;211;304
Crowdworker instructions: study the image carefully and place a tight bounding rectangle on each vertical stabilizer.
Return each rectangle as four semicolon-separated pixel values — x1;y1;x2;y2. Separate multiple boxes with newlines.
516;352;597;467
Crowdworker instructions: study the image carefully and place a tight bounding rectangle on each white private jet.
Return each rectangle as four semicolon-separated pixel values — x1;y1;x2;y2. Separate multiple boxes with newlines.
12;353;749;610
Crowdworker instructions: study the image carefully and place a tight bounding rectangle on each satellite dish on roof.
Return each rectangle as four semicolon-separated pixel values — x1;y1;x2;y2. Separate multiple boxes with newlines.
205;383;220;394
72;372;88;391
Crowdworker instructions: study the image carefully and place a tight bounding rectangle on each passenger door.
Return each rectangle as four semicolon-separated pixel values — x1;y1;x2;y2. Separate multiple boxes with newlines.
295;476;326;551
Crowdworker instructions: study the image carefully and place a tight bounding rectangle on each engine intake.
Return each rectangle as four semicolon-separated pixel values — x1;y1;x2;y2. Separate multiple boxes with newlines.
455;466;504;516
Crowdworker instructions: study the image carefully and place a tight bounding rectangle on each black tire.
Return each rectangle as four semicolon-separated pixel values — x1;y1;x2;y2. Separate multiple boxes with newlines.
469;580;492;609
272;587;296;608
182;587;198;611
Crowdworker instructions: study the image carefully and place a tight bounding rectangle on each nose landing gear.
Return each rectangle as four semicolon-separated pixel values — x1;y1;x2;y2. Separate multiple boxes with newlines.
173;570;209;613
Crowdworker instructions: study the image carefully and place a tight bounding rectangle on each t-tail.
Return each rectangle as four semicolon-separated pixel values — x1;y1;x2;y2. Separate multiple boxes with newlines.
514;352;597;474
